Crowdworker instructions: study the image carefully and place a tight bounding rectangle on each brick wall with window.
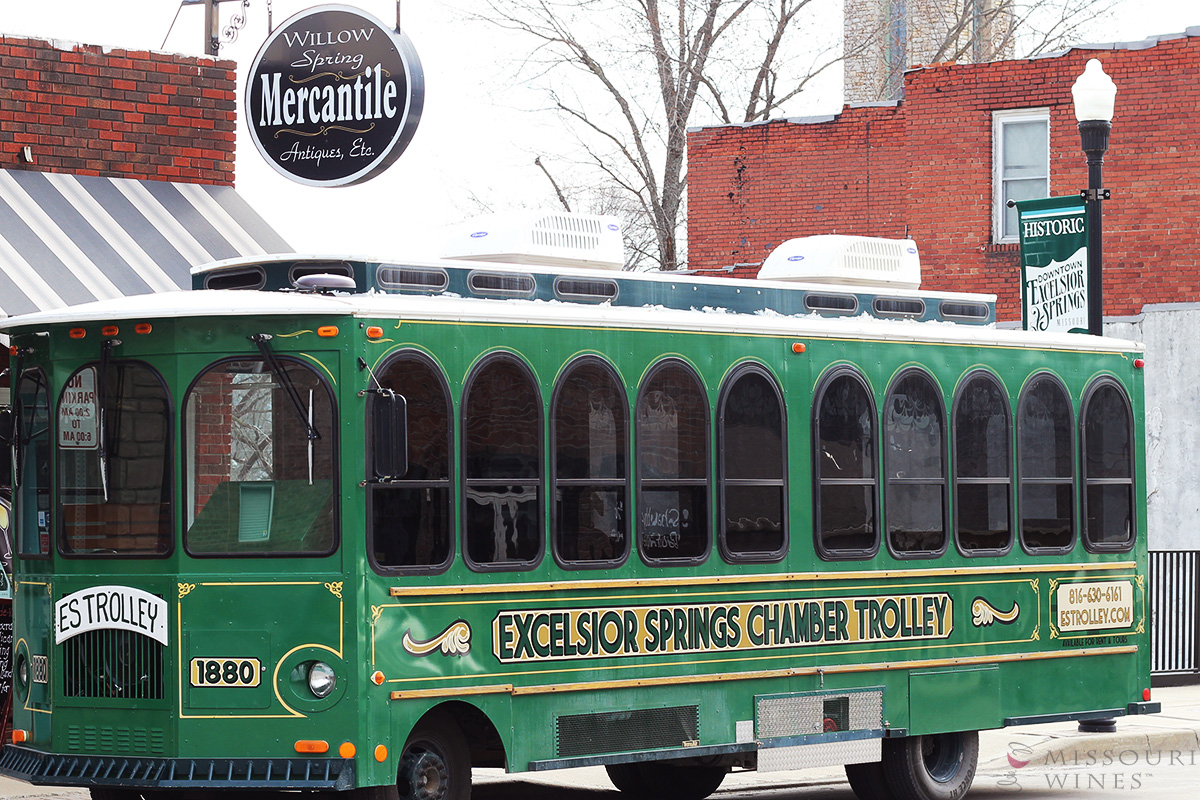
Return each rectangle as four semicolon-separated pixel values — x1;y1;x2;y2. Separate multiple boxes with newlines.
0;35;236;185
687;33;1200;321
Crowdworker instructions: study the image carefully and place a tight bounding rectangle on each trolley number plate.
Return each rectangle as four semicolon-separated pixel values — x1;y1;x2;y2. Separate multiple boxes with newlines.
190;657;262;688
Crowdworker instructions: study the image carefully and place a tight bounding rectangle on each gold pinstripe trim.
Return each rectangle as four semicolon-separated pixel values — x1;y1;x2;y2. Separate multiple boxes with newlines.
389;561;1136;597
386;645;1136;700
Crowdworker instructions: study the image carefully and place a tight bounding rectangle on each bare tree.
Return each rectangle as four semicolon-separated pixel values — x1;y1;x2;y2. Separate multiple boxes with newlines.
477;0;841;270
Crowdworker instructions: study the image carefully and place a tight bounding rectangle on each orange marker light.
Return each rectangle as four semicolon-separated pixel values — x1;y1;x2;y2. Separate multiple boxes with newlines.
8;345;17;356
366;326;384;339
11;730;28;744
295;740;329;754
339;742;357;759
101;326;119;337
318;326;339;337
375;744;388;763
135;323;153;335
371;670;385;686
69;328;86;339
792;342;806;354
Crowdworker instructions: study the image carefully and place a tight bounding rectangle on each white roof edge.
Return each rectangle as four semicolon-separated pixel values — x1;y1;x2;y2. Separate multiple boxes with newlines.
0;288;1140;354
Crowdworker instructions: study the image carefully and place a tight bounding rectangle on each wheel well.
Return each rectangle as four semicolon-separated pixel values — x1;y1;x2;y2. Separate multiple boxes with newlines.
424;701;507;769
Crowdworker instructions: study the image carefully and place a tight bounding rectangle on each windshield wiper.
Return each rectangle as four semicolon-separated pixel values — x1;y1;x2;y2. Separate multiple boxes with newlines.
250;334;321;442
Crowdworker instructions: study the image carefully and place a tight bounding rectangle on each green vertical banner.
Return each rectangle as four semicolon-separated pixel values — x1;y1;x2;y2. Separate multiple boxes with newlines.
1016;196;1088;333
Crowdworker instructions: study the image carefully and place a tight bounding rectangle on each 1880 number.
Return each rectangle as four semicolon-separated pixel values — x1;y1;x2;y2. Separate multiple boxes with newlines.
190;657;261;688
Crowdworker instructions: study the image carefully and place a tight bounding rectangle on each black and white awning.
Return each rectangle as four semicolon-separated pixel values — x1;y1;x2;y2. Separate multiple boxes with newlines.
0;169;290;318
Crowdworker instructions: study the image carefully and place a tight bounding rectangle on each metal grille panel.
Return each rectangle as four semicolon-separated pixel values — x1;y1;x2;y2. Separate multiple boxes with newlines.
556;706;699;758
62;628;164;700
759;738;882;772
65;725;165;755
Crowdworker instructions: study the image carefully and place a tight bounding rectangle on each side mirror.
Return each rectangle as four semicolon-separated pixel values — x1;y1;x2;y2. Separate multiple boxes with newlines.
371;392;408;481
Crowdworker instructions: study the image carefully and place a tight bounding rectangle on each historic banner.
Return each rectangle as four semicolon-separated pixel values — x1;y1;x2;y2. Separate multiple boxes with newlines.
1016;196;1088;334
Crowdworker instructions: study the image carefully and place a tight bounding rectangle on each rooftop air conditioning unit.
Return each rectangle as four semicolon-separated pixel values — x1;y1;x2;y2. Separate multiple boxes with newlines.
441;212;625;270
758;235;921;289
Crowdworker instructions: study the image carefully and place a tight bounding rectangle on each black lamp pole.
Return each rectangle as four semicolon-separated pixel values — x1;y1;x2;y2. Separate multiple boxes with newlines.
1079;120;1111;336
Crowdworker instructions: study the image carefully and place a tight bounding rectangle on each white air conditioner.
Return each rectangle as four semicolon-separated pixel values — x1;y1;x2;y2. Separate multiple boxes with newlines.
441;212;625;270
758;235;921;289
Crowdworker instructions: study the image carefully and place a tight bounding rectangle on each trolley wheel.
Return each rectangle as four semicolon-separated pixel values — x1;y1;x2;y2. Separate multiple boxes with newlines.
845;759;896;800
397;713;471;800
882;730;979;800
605;760;728;800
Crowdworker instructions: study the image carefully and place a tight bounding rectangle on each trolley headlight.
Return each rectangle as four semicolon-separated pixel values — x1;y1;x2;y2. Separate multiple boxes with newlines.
16;654;27;689
307;661;337;699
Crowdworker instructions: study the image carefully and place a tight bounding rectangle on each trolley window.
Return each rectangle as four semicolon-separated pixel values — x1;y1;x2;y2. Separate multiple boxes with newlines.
1018;374;1075;552
813;368;878;558
719;365;786;561
15;369;51;557
184;357;337;556
637;360;709;563
1081;378;1135;551
463;354;542;569
552;357;628;567
884;369;947;556
369;351;453;572
58;361;172;556
953;372;1012;554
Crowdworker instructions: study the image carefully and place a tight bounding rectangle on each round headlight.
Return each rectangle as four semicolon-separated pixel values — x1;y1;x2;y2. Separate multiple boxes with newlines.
307;661;337;699
16;655;27;688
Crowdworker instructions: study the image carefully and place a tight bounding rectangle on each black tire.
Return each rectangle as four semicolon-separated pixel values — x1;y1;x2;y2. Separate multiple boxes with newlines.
881;731;978;800
845;759;896;800
604;760;728;800
397;713;471;800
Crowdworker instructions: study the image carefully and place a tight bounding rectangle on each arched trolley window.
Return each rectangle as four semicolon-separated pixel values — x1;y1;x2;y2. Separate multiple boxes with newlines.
183;356;337;556
552;357;629;567
462;353;543;569
636;360;709;564
718;364;787;562
1081;378;1135;552
368;351;454;572
884;369;947;557
813;367;878;559
58;359;172;556
1017;373;1075;553
953;371;1013;554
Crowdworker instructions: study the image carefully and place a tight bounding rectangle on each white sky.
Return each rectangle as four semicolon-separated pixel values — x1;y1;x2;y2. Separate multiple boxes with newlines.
2;0;1197;260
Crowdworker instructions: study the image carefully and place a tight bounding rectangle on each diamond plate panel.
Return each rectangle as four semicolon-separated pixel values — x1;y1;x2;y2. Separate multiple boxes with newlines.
850;690;884;729
756;694;823;738
758;738;882;772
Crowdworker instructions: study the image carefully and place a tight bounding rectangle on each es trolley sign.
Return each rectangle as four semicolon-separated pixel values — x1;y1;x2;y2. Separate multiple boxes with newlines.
246;4;424;186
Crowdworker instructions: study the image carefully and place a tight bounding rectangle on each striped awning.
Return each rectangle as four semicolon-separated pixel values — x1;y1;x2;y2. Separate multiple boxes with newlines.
0;169;290;318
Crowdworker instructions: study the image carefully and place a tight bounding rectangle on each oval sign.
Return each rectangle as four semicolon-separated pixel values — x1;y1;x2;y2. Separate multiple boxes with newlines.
245;4;424;186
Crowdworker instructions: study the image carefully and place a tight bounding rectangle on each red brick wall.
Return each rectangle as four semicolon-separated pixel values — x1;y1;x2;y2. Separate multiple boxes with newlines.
688;35;1200;320
0;36;236;185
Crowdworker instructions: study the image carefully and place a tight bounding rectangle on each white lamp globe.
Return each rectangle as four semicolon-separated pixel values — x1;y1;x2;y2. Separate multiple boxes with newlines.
1072;59;1116;123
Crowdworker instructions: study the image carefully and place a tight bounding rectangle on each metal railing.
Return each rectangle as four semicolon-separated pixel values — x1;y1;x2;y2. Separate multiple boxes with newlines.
1150;550;1200;677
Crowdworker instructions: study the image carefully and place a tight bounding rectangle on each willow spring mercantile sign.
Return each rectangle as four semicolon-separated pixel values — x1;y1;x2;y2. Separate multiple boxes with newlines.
246;4;424;186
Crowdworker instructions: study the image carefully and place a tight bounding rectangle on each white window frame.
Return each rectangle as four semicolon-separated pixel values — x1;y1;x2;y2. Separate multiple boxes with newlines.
992;108;1050;243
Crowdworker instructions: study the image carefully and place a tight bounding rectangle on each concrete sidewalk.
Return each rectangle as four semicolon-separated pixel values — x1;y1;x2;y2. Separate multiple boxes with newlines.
2;685;1198;798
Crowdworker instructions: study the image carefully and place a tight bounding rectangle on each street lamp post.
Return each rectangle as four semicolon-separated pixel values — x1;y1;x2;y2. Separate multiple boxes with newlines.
1072;58;1118;734
1071;58;1117;337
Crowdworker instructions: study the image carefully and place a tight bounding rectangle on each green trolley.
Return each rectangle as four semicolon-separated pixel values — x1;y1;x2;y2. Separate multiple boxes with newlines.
0;224;1158;800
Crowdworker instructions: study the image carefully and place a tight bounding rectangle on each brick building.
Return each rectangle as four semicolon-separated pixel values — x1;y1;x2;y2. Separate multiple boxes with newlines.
0;34;289;401
0;35;237;185
688;30;1200;323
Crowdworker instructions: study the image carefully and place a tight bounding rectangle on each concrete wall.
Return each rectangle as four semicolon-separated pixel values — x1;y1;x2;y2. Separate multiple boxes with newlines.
1108;306;1200;552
